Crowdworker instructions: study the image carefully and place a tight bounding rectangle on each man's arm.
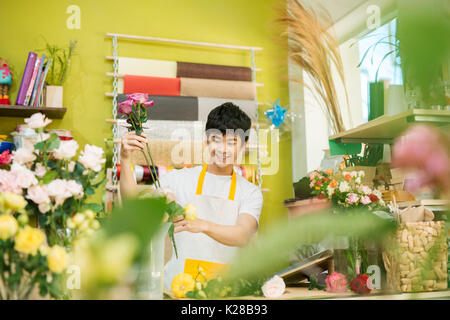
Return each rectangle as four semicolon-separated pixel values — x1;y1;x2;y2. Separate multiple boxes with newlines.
173;213;258;247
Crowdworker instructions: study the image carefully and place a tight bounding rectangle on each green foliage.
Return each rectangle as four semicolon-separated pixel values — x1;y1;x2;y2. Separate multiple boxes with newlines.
38;39;78;86
344;144;384;167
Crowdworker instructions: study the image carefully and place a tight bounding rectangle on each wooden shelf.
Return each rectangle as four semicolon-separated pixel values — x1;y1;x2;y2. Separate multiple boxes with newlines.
0;105;67;119
329;109;450;144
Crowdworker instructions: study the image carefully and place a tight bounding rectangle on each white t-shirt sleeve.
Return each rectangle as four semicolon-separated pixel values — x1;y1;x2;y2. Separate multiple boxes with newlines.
239;184;263;225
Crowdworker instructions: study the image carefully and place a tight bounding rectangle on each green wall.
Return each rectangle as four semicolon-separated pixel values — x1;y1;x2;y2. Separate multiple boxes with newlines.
1;0;292;232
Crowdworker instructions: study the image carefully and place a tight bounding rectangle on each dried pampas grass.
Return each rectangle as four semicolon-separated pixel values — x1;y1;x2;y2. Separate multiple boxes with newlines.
278;0;347;134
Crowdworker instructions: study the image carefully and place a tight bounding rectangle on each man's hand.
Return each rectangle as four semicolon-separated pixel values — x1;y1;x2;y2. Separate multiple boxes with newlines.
120;131;147;160
173;215;209;234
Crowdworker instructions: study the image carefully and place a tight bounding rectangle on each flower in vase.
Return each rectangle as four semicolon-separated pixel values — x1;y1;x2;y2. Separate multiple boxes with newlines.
24;112;52;129
11;163;38;189
78;144;105;172
350;274;372;295
14;226;46;255
0;214;19;240
0;150;11;165
261;275;286;298
47;245;69;273
325;272;348;293
26;184;51;205
47;179;72;206
0;169;22;194
12;147;36;165
52;140;79;160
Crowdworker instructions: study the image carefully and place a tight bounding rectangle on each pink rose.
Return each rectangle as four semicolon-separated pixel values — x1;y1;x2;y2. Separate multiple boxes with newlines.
78;144;105;172
143;100;154;107
11;163;37;189
128;93;148;104
118;99;133;115
261;275;286;298
26;184;50;204
346;192;359;204
24;112;52;129
326;272;348;293
12;148;36;165
0;150;11;165
0;169;22;194
38;202;51;214
360;195;372;205
52;140;79;160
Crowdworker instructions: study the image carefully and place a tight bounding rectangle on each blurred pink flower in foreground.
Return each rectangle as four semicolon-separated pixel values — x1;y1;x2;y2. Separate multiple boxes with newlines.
392;125;450;193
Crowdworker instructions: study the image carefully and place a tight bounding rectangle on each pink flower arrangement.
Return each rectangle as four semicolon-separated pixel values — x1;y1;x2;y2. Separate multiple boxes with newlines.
325;272;348;293
392;124;450;193
118;93;154;115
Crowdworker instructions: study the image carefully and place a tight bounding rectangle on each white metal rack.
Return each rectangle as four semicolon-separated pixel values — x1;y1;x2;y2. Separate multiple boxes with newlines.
106;32;264;191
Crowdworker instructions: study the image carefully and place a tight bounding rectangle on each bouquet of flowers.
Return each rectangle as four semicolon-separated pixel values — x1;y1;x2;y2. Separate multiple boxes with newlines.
0;192;68;299
309;168;385;210
0;113;105;247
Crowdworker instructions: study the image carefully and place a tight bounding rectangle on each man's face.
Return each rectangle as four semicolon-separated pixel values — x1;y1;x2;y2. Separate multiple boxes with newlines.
206;131;246;167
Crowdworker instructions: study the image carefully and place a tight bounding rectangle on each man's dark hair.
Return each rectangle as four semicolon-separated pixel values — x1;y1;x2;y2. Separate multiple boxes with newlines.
205;102;252;143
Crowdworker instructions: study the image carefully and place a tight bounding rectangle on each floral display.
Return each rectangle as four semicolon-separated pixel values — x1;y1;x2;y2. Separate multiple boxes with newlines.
0;113;105;247
0;192;68;299
309;168;385;210
350;273;372;295
325;272;348;293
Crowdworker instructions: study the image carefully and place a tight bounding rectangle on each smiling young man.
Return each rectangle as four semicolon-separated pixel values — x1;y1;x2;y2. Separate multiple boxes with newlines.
119;102;263;290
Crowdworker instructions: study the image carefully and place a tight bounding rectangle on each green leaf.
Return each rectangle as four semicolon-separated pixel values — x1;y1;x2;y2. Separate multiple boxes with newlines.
85;186;95;196
47;133;61;150
34;141;45;151
42;170;57;184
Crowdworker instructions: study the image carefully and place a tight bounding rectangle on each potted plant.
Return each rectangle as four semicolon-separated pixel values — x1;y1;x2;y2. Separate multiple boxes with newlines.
40;40;77;108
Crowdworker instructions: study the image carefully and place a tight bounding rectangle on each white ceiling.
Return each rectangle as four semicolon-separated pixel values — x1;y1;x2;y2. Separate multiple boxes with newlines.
300;0;368;24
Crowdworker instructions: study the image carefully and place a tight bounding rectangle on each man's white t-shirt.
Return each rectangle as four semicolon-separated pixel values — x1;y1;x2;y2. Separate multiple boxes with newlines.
158;166;263;225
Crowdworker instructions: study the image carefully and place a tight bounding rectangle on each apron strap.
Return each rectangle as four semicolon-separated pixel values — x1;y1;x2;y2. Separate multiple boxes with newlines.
195;164;237;201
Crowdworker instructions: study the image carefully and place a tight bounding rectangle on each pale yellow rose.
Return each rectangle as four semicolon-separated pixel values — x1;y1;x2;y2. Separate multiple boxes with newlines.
0;214;19;240
3;192;28;211
14;226;45;255
72;212;85;226
184;203;197;221
47;245;68;273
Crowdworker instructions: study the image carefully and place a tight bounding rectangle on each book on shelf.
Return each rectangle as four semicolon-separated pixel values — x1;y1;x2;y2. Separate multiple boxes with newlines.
15;52;37;105
23;56;41;106
34;59;52;107
29;54;46;107
15;52;52;108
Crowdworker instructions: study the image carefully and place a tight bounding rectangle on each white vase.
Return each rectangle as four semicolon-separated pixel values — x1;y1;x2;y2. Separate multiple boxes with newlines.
135;222;171;300
45;85;63;108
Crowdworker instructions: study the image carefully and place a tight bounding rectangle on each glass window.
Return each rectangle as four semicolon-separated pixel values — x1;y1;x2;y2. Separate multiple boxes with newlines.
358;18;402;121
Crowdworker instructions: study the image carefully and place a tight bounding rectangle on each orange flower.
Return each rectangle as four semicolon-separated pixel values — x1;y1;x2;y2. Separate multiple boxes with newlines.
330;180;338;188
325;168;333;176
344;174;352;182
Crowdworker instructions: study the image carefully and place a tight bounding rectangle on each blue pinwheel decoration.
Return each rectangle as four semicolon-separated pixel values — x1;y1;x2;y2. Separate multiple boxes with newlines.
265;99;287;128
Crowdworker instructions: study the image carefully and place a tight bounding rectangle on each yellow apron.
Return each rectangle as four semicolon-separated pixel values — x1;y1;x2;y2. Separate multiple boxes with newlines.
164;164;240;290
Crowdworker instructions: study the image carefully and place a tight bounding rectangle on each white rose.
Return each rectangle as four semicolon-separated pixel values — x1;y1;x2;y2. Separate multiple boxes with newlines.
26;184;50;204
355;177;362;184
78;144;106;172
12;148;36;165
339;181;351;193
65;180;84;199
38;202;51;214
68;161;76;172
358;185;372;195
10;163;38;189
34;163;47;178
47;179;72;206
52;140;79;160
262;275;286;298
24;112;52;129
